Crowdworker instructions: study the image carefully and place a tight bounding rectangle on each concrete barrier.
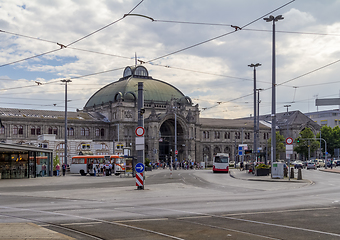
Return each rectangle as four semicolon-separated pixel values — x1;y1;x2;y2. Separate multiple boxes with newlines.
297;168;302;180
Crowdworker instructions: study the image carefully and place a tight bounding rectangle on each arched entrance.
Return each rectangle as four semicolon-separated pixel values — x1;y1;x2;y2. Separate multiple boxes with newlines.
159;118;185;163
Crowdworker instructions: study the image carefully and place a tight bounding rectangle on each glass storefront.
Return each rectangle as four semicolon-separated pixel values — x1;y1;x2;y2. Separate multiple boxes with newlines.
0;148;52;179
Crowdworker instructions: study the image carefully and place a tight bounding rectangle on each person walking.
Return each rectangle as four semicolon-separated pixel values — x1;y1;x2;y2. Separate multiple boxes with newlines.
56;164;60;176
62;163;66;176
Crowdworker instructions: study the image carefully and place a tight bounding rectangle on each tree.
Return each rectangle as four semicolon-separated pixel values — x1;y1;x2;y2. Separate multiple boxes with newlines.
316;125;340;157
294;128;319;160
53;155;60;171
267;131;285;159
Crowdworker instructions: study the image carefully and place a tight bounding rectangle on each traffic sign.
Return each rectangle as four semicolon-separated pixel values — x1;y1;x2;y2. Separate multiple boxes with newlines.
175;150;178;155
135;127;145;137
135;163;145;173
286;137;293;145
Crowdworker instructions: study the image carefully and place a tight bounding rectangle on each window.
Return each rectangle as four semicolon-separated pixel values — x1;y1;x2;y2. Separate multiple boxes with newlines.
48;127;53;134
214;131;220;139
235;132;241;139
225;132;230;139
31;126;35;135
36;127;41;135
203;131;210;139
81;128;85;136
18;126;23;135
53;127;58;135
85;128;89;136
95;128;100;137
100;128;105;137
264;132;269;140
0;127;4;135
67;127;74;136
244;132;251;140
13;126;18;135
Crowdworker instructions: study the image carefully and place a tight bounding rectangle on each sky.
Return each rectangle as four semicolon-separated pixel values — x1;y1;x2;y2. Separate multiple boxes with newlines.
0;0;340;119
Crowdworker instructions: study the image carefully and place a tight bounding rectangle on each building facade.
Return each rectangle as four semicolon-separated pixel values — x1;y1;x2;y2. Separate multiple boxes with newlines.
0;65;272;176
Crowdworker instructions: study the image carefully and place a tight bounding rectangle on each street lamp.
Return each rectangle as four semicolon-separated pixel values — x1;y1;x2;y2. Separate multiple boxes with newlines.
284;104;291;138
256;88;263;162
61;79;71;168
248;63;261;163
264;15;284;167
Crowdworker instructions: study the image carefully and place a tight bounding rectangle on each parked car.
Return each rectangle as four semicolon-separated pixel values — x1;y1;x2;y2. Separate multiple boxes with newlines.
334;159;340;166
306;161;316;170
313;159;325;168
293;160;304;169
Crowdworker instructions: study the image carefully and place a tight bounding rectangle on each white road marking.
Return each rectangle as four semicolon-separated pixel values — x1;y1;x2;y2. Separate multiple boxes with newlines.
0;206;185;240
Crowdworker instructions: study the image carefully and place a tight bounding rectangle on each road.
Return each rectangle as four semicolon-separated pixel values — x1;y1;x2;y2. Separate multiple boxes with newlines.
0;168;339;239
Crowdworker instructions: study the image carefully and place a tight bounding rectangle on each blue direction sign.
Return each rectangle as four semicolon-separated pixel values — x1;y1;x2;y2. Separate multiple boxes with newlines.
135;163;145;173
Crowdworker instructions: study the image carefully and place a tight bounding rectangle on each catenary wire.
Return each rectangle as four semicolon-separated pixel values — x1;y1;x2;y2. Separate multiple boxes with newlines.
145;0;295;63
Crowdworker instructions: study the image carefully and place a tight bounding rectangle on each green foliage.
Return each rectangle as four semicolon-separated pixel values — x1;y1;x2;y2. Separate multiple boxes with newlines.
316;125;340;156
145;158;151;166
267;131;285;159
53;155;60;170
255;163;270;169
294;128;319;160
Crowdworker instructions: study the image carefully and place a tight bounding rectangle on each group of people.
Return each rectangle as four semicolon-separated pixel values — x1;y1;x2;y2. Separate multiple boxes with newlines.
90;163;113;176
55;163;67;176
155;160;202;170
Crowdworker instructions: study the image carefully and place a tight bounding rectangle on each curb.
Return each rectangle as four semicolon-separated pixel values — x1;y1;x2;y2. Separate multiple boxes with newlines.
229;170;313;184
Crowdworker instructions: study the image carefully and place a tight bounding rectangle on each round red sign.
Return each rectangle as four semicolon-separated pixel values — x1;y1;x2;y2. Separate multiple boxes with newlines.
135;127;145;137
286;137;293;145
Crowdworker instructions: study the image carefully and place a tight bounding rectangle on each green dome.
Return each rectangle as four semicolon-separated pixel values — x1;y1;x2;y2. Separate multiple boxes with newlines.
84;66;187;108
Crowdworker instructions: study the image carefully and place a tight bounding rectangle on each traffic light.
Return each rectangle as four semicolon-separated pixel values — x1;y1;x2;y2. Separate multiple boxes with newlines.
140;108;145;115
297;139;300;143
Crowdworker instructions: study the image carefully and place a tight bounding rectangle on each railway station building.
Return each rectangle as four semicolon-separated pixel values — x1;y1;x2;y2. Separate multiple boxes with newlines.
0;65;279;178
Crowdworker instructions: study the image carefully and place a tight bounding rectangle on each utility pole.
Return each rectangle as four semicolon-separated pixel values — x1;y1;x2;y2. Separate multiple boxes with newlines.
61;79;71;168
264;15;284;172
248;63;261;164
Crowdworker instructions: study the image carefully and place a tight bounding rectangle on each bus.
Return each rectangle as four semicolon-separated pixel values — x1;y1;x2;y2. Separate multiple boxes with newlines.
70;155;126;175
213;153;229;173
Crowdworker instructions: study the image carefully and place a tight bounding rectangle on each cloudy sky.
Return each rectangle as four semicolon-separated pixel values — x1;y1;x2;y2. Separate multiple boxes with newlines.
0;0;340;119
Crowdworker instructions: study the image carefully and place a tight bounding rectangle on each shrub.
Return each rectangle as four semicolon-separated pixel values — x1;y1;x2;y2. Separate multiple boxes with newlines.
255;163;270;169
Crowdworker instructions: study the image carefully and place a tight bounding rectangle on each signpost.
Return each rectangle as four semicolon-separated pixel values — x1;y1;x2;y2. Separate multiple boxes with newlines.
285;137;293;181
135;163;145;189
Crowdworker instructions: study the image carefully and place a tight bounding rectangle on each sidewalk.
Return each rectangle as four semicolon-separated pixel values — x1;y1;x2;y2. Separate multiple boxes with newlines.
319;168;340;174
0;223;74;240
229;169;312;183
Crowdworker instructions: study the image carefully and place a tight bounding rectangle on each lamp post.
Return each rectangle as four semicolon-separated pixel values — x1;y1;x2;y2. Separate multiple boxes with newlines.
264;15;284;169
248;63;261;163
256;88;263;162
284;104;291;138
61;79;71;167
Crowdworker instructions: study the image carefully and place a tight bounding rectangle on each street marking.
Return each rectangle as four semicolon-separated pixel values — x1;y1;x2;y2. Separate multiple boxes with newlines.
0;206;185;240
115;218;168;223
61;222;102;226
220;207;338;216
177;216;211;220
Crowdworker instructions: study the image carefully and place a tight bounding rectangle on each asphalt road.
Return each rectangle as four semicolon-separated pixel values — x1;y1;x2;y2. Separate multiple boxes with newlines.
0;168;339;239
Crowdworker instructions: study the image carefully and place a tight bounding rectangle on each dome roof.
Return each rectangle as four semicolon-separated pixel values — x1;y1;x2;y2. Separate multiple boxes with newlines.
84;66;189;108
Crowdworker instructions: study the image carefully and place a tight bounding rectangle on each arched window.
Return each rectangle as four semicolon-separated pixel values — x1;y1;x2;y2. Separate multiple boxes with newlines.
53;127;58;135
48;127;53;134
101;128;105;137
36;127;41;135
55;143;66;163
95;128;100;137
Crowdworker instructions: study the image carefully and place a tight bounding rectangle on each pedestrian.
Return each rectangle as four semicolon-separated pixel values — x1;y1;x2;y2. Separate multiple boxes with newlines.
109;163;112;175
62;163;66;176
240;161;244;171
56;164;60;176
42;164;46;177
94;167;96;176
